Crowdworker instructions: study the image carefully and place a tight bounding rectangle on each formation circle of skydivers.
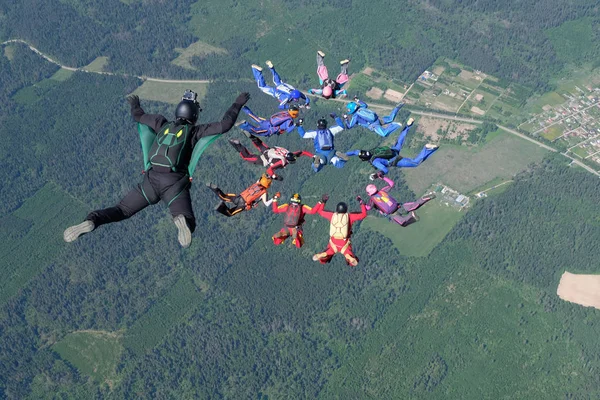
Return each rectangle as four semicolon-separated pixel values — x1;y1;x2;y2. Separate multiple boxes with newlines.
64;51;439;267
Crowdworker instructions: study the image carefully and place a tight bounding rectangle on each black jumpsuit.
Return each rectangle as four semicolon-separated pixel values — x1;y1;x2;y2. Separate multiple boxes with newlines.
86;100;244;233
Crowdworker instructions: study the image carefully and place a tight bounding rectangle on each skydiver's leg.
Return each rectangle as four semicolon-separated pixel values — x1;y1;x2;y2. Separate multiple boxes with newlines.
270;66;283;85
382;103;404;124
389;213;418;227
317;51;329;84
229;139;262;165
336;59;350;86
391;125;411;152
395;146;438;168
340;241;358;267
252;66;277;98
401;194;435;213
330;155;347;169
85;174;159;228
312;241;336;264
242;106;266;123
163;175;196;235
291;228;304;248
214;201;244;217
334;88;348;98
312;153;327;172
207;184;237;203
371;158;390;175
272;228;290;245
249;134;270;153
374;123;401;138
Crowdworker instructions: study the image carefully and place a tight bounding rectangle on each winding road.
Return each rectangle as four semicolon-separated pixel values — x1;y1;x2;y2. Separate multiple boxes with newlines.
3;39;599;177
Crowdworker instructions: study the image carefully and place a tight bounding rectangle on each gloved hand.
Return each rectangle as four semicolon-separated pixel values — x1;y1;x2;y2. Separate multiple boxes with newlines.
235;92;251;106
304;104;311;110
274;192;281;199
127;95;140;108
329;113;337;119
343;114;348;119
369;173;378;181
353;96;360;102
376;171;385;179
296;118;304;126
356;195;364;204
321;194;329;203
273;174;283;181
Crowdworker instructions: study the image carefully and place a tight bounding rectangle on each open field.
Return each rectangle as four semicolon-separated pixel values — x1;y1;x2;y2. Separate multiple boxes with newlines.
83;56;109;72
53;330;123;384
362;199;464;257
0;183;87;306
131;81;209;105
171;40;227;70
402;130;549;194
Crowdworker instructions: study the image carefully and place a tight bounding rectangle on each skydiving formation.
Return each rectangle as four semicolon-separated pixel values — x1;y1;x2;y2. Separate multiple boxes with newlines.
308;51;350;99
64;48;441;266
252;61;310;109
343;98;404;137
346;117;439;180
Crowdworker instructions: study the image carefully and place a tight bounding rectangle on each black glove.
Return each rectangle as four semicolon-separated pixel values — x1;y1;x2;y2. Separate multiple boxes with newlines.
235;92;251;106
356;195;364;204
376;171;385;179
273;174;283;181
127;95;140;109
321;194;329;203
296;118;304;126
329;113;337;119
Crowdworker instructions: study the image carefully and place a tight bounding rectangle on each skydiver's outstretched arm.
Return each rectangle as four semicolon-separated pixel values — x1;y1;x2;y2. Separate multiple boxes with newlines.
317;207;334;221
302;201;325;215
260;193;274;207
297;128;317;139
192;93;250;143
128;96;168;132
272;201;289;214
380;176;395;192
345;114;359;129
349;203;368;222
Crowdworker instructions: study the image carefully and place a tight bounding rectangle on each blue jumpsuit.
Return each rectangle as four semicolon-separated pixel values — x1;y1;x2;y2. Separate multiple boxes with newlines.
297;117;346;172
345;100;403;137
238;106;297;137
346;124;438;174
252;66;310;110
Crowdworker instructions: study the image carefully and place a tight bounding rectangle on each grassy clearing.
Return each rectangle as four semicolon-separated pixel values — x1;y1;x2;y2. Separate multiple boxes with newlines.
53;330;123;383
547;18;596;63
131;81;209;105
541;124;565;141
571;146;589;159
172;41;227;70
4;44;15;60
83;56;109;72
49;68;74;82
362;199;464;257
402;130;548;194
526;91;566;114
0;183;87;306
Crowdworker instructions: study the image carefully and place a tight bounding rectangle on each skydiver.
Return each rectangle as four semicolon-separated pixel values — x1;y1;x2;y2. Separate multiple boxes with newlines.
308;51;350;99
312;198;368;267
229;132;313;177
361;171;435;226
297;114;349;172
343;98;404;137
345;118;439;180
238;104;301;137
208;173;277;217
251;61;310;109
271;193;328;248
63;90;250;248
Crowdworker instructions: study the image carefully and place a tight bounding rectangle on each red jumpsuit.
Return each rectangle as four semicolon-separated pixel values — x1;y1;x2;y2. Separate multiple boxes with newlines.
313;204;367;267
271;200;323;248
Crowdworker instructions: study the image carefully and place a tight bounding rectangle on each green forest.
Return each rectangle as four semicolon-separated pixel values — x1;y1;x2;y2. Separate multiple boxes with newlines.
1;0;600;398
